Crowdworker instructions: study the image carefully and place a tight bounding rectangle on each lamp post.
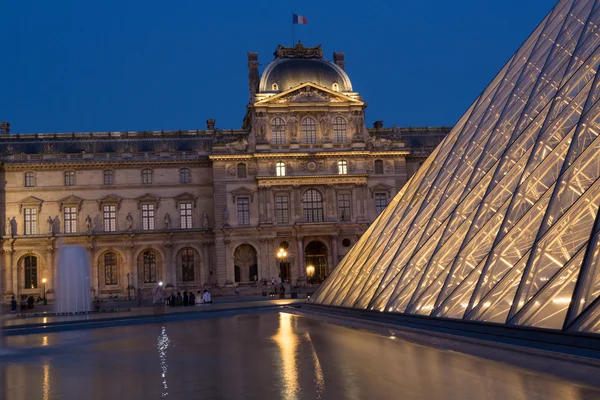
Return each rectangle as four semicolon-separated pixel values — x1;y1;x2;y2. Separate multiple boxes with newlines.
306;265;315;284
277;247;287;281
42;278;47;305
127;273;131;300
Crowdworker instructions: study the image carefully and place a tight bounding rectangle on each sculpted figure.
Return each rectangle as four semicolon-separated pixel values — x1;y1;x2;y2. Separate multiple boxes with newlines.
222;208;230;227
47;216;53;235
5;217;11;236
126;212;134;231
164;213;171;230
203;211;209;230
85;215;93;233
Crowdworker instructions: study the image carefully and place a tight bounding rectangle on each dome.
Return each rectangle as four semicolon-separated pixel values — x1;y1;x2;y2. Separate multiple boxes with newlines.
258;44;353;93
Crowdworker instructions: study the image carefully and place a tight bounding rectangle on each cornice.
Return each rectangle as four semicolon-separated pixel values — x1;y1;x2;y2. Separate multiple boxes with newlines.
257;174;368;188
2;159;211;171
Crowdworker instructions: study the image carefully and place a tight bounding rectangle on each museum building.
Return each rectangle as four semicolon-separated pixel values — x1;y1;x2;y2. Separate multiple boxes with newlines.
0;43;448;300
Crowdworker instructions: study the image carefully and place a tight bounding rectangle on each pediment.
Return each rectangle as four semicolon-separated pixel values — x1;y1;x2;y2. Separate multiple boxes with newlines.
369;183;394;197
58;194;84;211
254;83;362;106
19;196;44;214
230;186;255;203
97;194;123;211
136;193;161;209
174;192;198;208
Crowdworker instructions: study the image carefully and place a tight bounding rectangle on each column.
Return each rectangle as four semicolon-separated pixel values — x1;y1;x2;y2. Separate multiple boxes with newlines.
331;235;339;271
45;248;54;296
201;242;209;286
362;185;369;221
163;242;174;288
296;236;305;282
87;246;97;298
258;188;266;224
126;243;136;291
3;249;13;296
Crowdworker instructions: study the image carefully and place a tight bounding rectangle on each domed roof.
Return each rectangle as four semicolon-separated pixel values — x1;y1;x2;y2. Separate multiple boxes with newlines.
258;44;353;93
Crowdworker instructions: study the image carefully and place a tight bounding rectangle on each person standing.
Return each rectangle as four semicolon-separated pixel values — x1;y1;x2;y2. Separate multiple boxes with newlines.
183;291;189;307
189;291;196;305
10;295;17;313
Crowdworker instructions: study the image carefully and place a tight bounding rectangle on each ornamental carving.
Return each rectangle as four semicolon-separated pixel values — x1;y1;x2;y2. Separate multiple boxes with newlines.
275;43;323;59
385;161;395;173
253;114;267;143
275;86;343;104
319;114;331;141
4;144;14;156
248;164;257;176
83;143;93;153
227;165;237;177
299;159;324;173
118;142;133;153
226;138;249;153
366;136;393;150
268;163;276;175
287;116;298;141
43;143;54;154
351;111;365;140
366;162;374;173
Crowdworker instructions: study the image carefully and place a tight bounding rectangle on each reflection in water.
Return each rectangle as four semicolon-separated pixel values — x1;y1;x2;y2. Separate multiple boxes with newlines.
157;326;170;397
305;333;325;398
272;312;300;399
42;362;50;400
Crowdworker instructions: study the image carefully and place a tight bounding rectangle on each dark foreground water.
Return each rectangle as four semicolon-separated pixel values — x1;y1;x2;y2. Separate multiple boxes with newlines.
1;311;599;400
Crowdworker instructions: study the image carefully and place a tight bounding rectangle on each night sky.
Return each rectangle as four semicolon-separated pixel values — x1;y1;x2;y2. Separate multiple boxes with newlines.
0;0;556;134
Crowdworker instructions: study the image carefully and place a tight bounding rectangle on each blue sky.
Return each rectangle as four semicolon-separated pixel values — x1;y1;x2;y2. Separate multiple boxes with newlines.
0;0;556;134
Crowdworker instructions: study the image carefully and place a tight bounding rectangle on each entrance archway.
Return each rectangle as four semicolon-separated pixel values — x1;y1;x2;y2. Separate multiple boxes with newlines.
305;241;328;283
234;244;258;283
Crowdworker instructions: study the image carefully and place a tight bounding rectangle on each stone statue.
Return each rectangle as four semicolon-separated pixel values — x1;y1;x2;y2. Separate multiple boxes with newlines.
287;116;298;141
254;114;266;142
85;215;93;233
203;211;209;230
223;208;230;228
126;212;134;231
46;216;53;235
319;115;330;138
5;217;11;236
164;213;171;230
352;112;365;140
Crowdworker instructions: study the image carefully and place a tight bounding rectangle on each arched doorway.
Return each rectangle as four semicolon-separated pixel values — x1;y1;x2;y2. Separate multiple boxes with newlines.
234;244;258;283
305;241;328;283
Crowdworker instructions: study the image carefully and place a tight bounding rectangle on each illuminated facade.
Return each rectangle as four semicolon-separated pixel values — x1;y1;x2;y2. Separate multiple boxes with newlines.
0;44;448;301
311;0;600;334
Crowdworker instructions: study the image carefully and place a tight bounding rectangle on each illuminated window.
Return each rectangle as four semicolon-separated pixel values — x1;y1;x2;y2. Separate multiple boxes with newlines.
142;204;155;231
181;248;195;282
143;250;157;283
333;117;347;143
64;206;77;234
24;255;38;289
103;205;117;232
237;197;250;225
338;160;348;175
303;189;323;222
271;117;286;144
180;168;191;184
276;161;286;176
237;163;247;178
24;172;35;187
375;193;388;215
374;160;384;174
338;193;351;221
104;170;115;185
276;195;289;224
332;82;339;91
180;202;193;229
302;117;317;144
64;171;75;186
272;82;279;91
104;252;118;285
24;208;37;235
142;169;153;184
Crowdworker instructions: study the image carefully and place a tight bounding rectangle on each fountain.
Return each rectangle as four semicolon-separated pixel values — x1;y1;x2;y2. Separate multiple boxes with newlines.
55;246;91;314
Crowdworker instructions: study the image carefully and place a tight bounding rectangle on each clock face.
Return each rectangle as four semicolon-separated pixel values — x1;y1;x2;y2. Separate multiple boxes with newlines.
307;161;317;172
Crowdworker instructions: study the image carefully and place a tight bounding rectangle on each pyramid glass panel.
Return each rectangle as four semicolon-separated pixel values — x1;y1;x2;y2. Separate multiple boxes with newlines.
310;0;600;335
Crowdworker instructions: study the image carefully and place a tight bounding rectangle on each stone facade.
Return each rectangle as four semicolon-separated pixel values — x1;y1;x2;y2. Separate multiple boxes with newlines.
0;44;449;300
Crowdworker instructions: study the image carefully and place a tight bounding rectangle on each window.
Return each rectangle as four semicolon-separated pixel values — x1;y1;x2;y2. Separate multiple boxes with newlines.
142;204;155;231
332;82;339;91
271;117;286;144
237;163;247;178
64;171;75;186
180;202;193;229
333;117;347;143
104;253;118;285
374;160;384;174
103;205;117;232
338;160;348;175
181;248;195;282
276;161;286;177
272;82;279;91
276;195;289;224
143;250;157;283
180;168;191;184
302;117;317;144
64;206;77;234
303;189;323;222
24;255;38;289
338;193;351;221
104;170;115;185
24;208;37;235
237;197;250;225
24;172;35;187
142;169;153;184
375;193;388;215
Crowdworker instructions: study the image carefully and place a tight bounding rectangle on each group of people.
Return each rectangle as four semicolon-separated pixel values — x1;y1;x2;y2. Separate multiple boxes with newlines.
166;289;211;307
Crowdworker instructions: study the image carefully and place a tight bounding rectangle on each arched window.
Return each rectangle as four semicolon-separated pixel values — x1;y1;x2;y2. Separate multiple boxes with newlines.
24;172;35;187
333;117;347;143
302;117;317;144
104;252;118;285
180;168;191;184
332;82;339;92
142;169;153;184
24;255;38;289
374;160;384;174
303;189;323;222
64;171;75;186
338;160;348;175
143;250;157;283
276;161;286;177
271;117;286;144
181;248;195;282
103;170;115;185
237;163;247;178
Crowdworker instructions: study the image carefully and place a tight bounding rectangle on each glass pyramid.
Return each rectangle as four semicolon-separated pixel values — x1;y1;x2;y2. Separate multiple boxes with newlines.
310;0;600;334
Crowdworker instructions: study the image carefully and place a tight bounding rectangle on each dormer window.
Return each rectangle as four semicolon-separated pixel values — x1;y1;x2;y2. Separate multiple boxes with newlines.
332;82;339;92
272;82;279;91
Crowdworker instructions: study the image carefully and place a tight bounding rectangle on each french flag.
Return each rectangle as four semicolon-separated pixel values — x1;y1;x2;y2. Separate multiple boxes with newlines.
293;13;308;24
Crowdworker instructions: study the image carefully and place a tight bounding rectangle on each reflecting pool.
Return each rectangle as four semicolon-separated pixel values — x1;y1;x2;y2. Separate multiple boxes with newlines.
2;311;600;399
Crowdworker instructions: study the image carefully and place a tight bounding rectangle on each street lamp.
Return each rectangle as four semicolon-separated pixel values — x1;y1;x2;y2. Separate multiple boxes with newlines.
127;273;131;300
277;248;287;259
42;278;47;305
306;265;315;278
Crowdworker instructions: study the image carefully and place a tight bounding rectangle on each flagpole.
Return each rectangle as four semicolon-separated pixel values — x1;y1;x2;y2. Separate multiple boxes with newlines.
291;10;295;46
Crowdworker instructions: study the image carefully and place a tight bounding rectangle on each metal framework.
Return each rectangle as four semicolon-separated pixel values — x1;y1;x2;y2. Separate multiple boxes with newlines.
310;0;600;334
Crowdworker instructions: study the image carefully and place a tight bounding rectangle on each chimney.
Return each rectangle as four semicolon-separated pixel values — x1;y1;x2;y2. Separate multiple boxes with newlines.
248;52;259;102
373;120;384;129
0;122;10;135
333;52;345;70
206;119;215;130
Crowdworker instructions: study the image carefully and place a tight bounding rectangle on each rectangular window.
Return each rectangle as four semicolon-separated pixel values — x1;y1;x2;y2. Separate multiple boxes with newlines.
64;206;77;233
103;205;117;232
180;202;193;229
64;171;75;186
275;195;289;224
24;208;37;235
25;172;35;187
375;193;388;215
338;193;351;221
104;170;115;185
237;197;250;226
142;204;155;231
